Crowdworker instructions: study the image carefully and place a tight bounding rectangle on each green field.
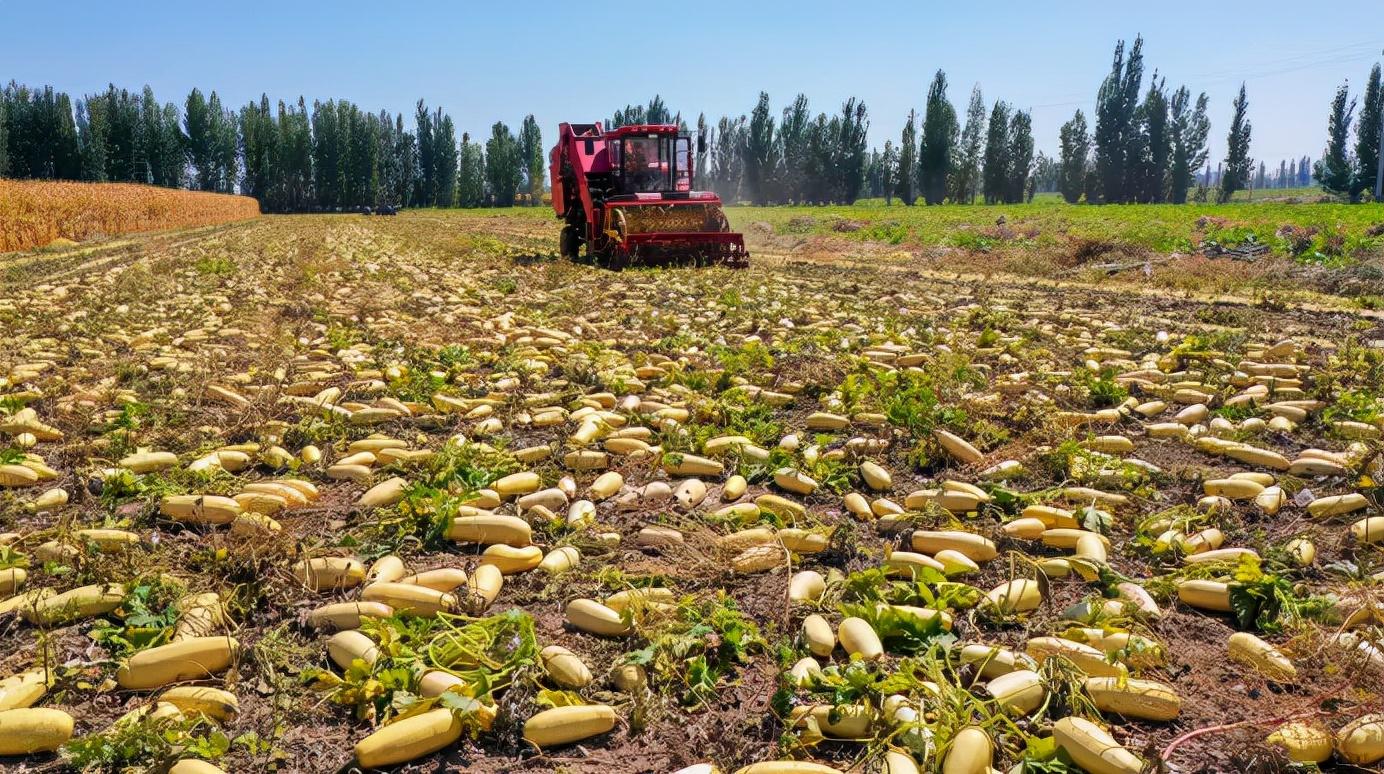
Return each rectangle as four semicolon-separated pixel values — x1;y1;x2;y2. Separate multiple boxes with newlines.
728;198;1384;259
348;198;1384;302
717;198;1384;307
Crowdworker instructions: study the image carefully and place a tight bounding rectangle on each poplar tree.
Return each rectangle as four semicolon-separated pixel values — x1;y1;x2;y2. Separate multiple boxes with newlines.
1316;82;1355;198
142;88;184;187
0;95;7;176
880;139;898;205
919;70;958;205
777;94;811;202
1169;87;1209;203
518;115;544;204
1219;83;1252;203
1006;109;1033;204
485;121;520;206
432;109;458;206
1353;63;1381;201
836;97;869;204
1093;36;1144;203
949;85;986;203
210;92;238;193
76;94;109;181
414;100;434;206
1134;75;1170;202
5;85;83;180
896;109;917;205
184;88;215;189
457;132;486;207
1058;109;1089;203
981;101;1012;204
711;115;746;201
743;92;777;205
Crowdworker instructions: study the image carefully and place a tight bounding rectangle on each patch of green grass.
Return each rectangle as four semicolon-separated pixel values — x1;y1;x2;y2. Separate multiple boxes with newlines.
193;256;236;276
727;200;1384;292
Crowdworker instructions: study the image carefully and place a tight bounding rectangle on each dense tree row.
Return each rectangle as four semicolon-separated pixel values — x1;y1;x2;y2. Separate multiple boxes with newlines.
853;74;1034;206
8;47;1374;211
1317;64;1382;202
683;93;871;205
1062;37;1222;204
1;81;538;211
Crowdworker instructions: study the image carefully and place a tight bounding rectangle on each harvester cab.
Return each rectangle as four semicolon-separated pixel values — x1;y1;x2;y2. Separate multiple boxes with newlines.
550;122;747;268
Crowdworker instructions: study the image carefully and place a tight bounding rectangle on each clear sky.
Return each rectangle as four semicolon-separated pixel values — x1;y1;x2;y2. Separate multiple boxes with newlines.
2;0;1380;167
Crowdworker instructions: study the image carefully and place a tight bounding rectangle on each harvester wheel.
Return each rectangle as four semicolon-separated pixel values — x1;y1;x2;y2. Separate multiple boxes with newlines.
559;225;581;261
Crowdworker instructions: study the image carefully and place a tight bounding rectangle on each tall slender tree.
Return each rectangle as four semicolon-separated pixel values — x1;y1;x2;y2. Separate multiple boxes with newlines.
1006;109;1034;203
275;98;314;211
432;109;458;206
1031;152;1059;194
76;94;109;181
414;100;434;206
919;70;958;205
1169;87;1210;203
210;92;238;192
803;113;831;203
949;85;986;203
880;139;898;205
0;95;7;176
1353;63;1381;201
711;115;746;201
484;121;520;206
835;98;869;204
457;131;485;207
1093;36;1145;203
1058;109;1090;203
743;92;777;205
186;89;226;192
518;115;544;204
981;101;1012;204
1134;75;1170;202
1219;83;1252;203
776;94;811;202
896;109;917;205
1316;82;1356;198
4;85;82;180
238;95;275;204
311;100;343;207
143;87;184;187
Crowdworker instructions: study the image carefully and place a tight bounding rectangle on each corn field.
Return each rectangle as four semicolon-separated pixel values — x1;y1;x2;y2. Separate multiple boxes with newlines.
0;180;260;253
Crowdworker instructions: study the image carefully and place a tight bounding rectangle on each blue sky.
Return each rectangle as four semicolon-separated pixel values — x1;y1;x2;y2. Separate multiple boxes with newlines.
2;0;1380;167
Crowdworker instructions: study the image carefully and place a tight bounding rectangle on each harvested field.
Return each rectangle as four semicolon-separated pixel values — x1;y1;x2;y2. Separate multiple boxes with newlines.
1;209;1382;774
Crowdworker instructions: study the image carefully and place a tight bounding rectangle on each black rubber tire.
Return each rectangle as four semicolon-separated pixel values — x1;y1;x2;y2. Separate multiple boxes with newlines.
559;225;579;260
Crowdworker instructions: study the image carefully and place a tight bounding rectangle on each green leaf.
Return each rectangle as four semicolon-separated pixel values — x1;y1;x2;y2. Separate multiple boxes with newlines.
535;689;586;708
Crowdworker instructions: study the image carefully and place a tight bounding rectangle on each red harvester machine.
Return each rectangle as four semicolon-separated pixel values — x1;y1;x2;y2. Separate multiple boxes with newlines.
550;122;747;268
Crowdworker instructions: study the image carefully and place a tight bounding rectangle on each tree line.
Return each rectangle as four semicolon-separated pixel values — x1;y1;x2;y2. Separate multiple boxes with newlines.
5;42;1373;212
685;94;872;205
0;81;544;211
1317;63;1383;202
